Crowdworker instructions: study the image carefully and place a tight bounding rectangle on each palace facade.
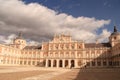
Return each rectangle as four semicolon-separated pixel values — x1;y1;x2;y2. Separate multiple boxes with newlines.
0;26;120;68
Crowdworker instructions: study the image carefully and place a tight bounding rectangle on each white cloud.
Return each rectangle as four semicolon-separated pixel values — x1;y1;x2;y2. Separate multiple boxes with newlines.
98;29;111;42
0;34;16;44
0;34;39;46
0;0;111;44
27;40;40;46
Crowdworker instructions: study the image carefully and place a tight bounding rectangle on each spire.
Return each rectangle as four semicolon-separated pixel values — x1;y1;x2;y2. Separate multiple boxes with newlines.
17;32;23;39
111;25;120;36
114;26;117;32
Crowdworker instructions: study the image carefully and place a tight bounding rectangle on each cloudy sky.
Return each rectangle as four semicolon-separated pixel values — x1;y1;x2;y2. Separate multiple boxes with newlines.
0;0;120;45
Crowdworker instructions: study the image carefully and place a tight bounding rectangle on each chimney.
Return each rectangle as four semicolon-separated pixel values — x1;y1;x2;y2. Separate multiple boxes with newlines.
96;39;99;44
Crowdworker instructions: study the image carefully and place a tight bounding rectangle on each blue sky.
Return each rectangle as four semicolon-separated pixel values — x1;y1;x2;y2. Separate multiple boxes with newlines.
23;0;120;32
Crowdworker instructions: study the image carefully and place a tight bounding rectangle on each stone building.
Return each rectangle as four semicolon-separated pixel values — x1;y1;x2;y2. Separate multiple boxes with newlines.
0;26;120;68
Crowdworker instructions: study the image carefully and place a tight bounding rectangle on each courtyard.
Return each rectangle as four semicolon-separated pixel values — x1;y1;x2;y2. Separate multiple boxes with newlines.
0;66;120;80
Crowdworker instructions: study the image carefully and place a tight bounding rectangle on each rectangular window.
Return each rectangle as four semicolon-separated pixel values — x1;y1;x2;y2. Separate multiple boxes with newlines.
103;61;107;66
28;61;31;65
20;61;22;64
97;61;101;66
109;61;112;66
92;61;95;66
33;61;35;65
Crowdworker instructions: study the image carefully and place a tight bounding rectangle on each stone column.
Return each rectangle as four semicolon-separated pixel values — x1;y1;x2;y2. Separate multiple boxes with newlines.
95;60;97;67
106;60;109;67
45;59;48;67
68;59;71;68
90;60;92;67
75;51;77;58
35;60;37;66
17;59;20;64
12;59;14;64
75;59;78;68
30;60;32;65
9;58;11;64
101;60;103;67
25;60;28;65
56;59;59;68
51;59;53;67
63;59;65;68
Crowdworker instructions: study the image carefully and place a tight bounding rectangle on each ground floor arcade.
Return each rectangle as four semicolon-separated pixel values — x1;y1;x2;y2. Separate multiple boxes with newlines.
45;59;120;68
45;59;77;68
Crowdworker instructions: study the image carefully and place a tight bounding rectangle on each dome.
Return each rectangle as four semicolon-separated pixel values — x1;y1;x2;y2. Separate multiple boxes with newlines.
111;32;120;36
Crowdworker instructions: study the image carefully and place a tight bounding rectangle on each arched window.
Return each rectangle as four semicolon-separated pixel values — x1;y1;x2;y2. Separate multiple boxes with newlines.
71;44;74;49
55;52;57;57
114;37;117;40
66;44;69;49
55;45;58;49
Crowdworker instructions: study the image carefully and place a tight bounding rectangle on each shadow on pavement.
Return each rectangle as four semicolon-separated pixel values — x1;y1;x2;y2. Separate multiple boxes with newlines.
74;46;120;80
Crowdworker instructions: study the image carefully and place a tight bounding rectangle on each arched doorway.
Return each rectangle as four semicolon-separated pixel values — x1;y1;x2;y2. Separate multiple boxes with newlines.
48;60;51;67
65;60;68;67
59;60;62;67
53;60;57;67
43;60;46;67
28;61;31;65
71;60;75;68
37;60;45;67
78;60;82;66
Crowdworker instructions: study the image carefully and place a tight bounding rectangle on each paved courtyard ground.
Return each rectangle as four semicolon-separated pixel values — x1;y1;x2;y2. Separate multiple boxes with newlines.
0;66;70;80
0;66;120;80
51;68;120;80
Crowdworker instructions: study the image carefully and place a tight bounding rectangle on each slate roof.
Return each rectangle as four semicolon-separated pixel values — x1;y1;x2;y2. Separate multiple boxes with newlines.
23;46;42;50
85;43;111;48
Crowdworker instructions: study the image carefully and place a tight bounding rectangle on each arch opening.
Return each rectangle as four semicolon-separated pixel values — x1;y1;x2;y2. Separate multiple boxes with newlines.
59;60;62;67
53;60;57;67
65;60;68;67
71;60;75;68
48;60;51;67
